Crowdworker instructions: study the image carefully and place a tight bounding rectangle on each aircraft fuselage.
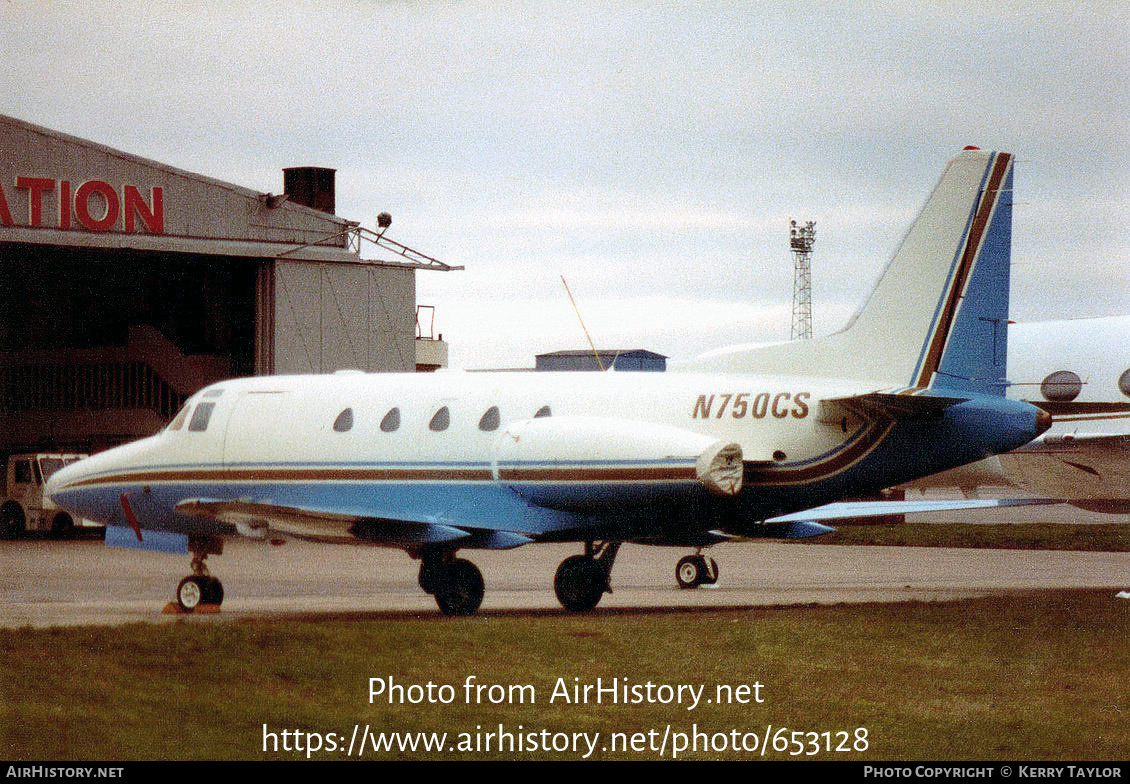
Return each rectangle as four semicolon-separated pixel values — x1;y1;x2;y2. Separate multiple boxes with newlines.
48;369;1046;546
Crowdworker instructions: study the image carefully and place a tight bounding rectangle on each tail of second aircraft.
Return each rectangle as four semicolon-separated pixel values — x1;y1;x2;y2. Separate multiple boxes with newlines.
685;148;1015;396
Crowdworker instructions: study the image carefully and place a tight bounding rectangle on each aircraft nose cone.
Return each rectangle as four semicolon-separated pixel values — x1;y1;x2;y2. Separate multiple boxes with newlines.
1035;407;1052;436
44;459;84;506
44;465;68;501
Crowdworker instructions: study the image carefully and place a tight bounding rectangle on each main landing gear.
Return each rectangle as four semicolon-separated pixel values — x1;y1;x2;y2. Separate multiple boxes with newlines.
175;536;224;612
418;549;485;616
675;552;719;589
414;542;710;615
554;541;620;612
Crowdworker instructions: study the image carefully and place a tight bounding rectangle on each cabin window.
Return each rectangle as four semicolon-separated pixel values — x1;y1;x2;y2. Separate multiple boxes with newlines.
429;406;451;432
1120;369;1130;398
1040;370;1082;402
478;406;500;432
334;408;354;432
188;402;216;432
534;405;552;418
380;407;401;432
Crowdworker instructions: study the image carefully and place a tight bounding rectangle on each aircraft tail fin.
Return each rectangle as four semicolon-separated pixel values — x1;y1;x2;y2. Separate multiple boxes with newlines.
683;149;1015;396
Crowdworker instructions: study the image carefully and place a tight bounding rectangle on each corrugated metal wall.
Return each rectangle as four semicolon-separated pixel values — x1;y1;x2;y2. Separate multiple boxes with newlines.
272;260;416;374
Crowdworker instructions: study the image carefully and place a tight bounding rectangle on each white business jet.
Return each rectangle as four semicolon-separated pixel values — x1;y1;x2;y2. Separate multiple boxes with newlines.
46;148;1049;615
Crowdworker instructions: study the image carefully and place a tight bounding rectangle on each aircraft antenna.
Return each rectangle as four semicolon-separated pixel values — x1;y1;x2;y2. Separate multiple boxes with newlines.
789;219;816;340
560;276;605;371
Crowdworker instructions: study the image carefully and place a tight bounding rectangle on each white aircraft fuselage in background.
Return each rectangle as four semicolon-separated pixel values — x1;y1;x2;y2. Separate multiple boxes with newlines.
911;315;1130;511
46;149;1051;615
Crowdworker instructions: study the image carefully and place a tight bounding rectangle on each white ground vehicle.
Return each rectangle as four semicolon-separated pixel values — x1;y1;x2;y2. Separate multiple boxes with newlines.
1;454;99;539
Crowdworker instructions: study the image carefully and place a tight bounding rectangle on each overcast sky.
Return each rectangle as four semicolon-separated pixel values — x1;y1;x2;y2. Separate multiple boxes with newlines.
3;1;1127;368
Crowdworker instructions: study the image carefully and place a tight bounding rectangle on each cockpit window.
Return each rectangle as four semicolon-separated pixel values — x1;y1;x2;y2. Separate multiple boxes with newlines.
167;404;191;431
202;388;225;399
188;402;216;432
478;406;500;431
534;405;552;418
334;408;354;432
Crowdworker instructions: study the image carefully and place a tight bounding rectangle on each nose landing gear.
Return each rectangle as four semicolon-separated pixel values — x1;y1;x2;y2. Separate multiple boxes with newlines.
174;536;224;612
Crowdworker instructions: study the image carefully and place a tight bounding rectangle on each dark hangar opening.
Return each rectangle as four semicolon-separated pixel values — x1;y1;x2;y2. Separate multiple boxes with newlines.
0;244;260;453
0;244;258;371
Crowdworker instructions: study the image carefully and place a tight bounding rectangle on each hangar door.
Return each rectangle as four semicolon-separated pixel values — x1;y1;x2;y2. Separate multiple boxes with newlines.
271;260;415;375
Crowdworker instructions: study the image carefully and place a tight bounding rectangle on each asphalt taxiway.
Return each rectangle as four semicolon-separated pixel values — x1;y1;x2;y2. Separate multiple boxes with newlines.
1;533;1127;627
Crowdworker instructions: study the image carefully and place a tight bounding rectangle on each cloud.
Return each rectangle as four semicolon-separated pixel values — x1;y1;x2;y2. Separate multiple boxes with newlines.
2;1;1126;368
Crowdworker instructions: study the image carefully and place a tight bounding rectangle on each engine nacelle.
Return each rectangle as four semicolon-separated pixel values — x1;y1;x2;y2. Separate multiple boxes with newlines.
491;416;743;512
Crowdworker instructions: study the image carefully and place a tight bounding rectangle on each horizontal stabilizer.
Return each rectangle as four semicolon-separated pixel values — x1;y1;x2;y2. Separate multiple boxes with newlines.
819;392;967;423
765;497;1058;524
1029;401;1130;417
1020;432;1130;451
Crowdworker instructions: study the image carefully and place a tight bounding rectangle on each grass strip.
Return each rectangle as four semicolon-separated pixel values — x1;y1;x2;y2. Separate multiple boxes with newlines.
2;590;1126;760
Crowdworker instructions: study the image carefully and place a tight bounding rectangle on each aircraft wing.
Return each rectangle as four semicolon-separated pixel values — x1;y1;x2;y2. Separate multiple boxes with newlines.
765;496;1058;524
997;432;1130;509
175;498;537;550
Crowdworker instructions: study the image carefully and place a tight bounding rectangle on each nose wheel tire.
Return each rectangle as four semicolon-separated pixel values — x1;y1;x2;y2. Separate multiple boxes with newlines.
176;575;224;612
177;576;204;611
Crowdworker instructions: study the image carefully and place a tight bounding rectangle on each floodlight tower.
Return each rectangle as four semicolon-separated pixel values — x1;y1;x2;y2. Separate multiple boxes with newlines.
789;219;815;340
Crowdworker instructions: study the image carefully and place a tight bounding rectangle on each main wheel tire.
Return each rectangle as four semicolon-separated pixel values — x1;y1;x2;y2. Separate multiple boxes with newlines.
419;560;442;595
176;575;206;612
1;504;25;540
50;513;75;540
676;555;704;589
554;555;606;612
434;559;484;616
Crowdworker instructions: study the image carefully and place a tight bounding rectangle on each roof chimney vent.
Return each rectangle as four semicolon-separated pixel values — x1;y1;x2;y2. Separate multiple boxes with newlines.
283;166;336;214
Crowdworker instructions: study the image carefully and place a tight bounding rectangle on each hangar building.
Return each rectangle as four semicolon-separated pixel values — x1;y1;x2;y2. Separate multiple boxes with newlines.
535;349;667;372
0;115;456;456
